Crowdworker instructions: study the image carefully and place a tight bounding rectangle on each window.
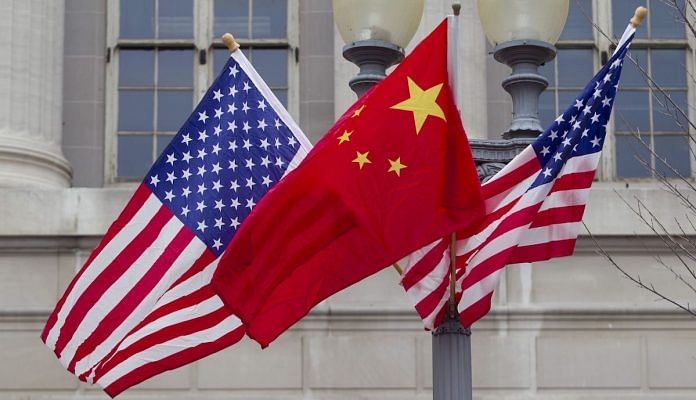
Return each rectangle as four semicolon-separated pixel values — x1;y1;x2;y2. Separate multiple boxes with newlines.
107;0;297;181
539;0;692;179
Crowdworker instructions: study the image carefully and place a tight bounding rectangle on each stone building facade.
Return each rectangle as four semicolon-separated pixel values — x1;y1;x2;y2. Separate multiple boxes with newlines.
0;0;695;399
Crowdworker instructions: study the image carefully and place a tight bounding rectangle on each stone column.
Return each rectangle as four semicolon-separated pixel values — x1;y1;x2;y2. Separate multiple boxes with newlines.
0;0;71;188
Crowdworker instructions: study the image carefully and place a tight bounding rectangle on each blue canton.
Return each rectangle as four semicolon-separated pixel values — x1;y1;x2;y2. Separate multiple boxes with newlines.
530;36;633;188
144;54;302;256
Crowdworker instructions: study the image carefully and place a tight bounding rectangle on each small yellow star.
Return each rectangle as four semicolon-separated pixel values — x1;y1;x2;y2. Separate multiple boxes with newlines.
352;151;372;169
390;77;446;134
337;129;353;144
352;105;366;118
387;157;407;176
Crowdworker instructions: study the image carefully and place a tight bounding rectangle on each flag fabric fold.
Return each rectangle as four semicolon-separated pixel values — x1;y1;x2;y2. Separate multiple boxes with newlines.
212;19;485;348
402;24;637;330
42;49;311;397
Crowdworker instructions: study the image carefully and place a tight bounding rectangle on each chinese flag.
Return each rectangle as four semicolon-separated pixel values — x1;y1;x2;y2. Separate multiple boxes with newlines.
212;19;484;347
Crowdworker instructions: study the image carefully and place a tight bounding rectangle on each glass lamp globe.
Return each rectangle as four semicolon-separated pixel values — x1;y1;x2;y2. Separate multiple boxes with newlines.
477;0;569;45
333;0;425;48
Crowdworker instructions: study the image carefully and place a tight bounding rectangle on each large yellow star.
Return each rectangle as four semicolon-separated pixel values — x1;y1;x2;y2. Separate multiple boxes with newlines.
352;151;371;169
387;157;407;177
337;129;353;144
390;77;446;134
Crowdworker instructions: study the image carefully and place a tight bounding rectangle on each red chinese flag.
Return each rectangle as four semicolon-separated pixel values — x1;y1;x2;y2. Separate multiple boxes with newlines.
212;20;484;347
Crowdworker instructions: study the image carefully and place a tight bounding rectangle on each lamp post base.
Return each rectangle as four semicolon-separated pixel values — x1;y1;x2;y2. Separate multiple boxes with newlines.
342;39;404;97
432;313;472;400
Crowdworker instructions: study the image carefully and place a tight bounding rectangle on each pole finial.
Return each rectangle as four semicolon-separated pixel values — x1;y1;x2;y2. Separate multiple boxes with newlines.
630;6;648;28
222;33;240;53
452;2;461;16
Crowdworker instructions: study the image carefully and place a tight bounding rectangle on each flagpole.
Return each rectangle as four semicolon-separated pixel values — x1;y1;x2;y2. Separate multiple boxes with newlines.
432;5;473;400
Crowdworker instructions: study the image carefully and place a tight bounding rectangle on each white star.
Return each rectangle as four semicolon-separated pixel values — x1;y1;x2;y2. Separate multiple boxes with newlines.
275;157;285;168
214;217;225;229
196;220;208;232
198;130;209;142
581;128;589;138
181;186;191;198
570;114;577;124
214;107;223;119
228;159;238;171
230;197;240;209
590;136;602;147
242;101;250;114
540;146;550;156
562;130;568;138
555;115;565;124
197;148;207;160
257;99;267;111
262;175;273;187
227;103;238;115
245;177;255;189
197;165;207;177
590;113;600;124
243;81;251;93
245;158;256;169
164;190;175;201
212;238;223;250
261;155;271;167
274;138;282;148
245;198;256;210
150;175;160;187
227;120;237;132
288;136;298;147
593;88;602;98
582;105;592;115
553;152;563;162
549;130;558;140
198;111;209;123
601;96;612;107
595;81;601;90
211;144;221;156
260;138;270;151
229;65;239;77
242;121;251;133
181;205;190;217
610;58;622;69
230;180;240;192
211;162;222;174
214;199;225;211
196;201;207;212
166;153;177;165
274;118;282;129
542;167;552;178
573;144;578;152
230;217;240;229
257;119;267;131
197;183;207;194
213;125;222;136
573;99;584;110
562;137;571;147
166;171;177;184
212;180;222;192
213;89;223;101
181;133;192;146
181;168;192;180
229;140;238;151
182;151;192;163
229;85;238;97
243;139;252;150
603;73;612;83
572;121;581;130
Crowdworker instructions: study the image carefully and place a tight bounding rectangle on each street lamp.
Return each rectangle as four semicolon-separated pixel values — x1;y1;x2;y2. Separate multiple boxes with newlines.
333;0;425;97
478;0;569;138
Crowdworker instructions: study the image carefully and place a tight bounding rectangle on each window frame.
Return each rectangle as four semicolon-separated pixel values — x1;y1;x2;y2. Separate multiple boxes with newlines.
105;0;299;185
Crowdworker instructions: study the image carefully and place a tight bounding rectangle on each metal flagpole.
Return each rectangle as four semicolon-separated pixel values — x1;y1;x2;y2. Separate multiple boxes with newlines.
432;5;473;400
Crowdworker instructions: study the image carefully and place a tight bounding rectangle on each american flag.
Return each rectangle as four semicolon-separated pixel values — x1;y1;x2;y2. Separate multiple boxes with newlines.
401;25;636;330
42;50;311;396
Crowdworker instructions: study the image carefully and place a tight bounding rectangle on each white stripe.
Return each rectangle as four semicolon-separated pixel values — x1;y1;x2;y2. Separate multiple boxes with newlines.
404;250;450;305
458;269;503;313
59;216;182;368
151;258;220;310
539;188;591;212
484;172;538;213
561;152;601;175
483;146;537;185
421;294;449;330
614;24;636;56
46;194;162;349
518;222;582;247
96;314;242;388
73;237;208;376
403;240;441;273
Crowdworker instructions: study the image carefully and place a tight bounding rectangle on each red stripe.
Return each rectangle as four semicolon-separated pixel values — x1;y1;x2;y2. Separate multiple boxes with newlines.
549;171;595;194
42;184;152;343
529;205;586;228
94;305;231;383
103;324;245;397
168;249;217;290
413;271;450;320
53;206;173;357
509;238;577;264
461;246;516;291
401;238;449;291
459;292;494;328
67;228;196;373
481;157;538;200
